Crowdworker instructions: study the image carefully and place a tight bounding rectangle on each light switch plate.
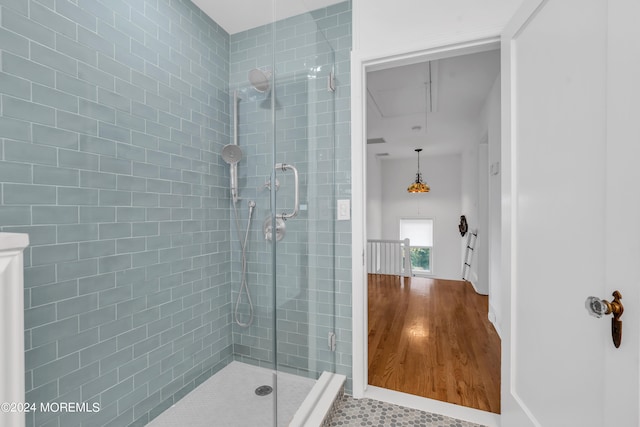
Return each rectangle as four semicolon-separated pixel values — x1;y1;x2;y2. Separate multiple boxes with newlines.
337;199;350;220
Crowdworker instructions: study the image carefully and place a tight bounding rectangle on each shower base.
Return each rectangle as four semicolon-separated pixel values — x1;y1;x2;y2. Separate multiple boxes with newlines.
148;361;343;427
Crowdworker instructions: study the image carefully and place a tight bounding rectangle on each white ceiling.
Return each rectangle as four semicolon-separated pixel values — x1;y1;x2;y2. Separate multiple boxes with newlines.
190;0;345;34
367;50;500;160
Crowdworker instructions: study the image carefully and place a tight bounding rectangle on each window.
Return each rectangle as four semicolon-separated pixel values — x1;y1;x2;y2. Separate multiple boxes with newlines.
399;218;433;274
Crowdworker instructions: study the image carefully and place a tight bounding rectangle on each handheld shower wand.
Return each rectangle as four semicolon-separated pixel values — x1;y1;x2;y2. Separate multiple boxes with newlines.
222;90;242;204
221;144;242;204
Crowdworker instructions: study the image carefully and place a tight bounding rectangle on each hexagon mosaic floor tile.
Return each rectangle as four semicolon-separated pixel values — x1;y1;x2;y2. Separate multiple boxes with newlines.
327;396;487;427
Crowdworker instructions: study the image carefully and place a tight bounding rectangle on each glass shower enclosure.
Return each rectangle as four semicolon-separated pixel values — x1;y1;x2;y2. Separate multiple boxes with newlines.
226;4;338;425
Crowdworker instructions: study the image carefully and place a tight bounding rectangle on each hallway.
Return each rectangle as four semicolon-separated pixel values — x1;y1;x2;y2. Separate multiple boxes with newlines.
368;275;501;413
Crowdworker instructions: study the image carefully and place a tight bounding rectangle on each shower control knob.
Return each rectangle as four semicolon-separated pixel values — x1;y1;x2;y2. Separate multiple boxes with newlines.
263;217;286;242
264;178;280;191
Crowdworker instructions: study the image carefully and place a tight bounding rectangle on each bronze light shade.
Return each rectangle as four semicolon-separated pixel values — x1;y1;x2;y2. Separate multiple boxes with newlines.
407;148;430;193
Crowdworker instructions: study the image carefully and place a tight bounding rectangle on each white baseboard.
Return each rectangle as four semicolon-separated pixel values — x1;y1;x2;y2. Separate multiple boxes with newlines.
488;303;502;338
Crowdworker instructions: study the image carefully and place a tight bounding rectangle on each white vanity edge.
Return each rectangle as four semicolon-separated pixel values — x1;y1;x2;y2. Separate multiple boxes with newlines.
0;232;29;427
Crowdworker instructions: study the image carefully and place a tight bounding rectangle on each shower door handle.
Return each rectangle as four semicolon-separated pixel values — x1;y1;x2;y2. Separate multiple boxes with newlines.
274;163;299;220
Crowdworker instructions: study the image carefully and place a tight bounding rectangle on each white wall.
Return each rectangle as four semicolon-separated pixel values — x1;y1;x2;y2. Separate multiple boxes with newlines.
353;0;524;59
366;151;383;239
484;75;502;334
460;140;480;288
461;140;490;296
460;145;478;228
477;144;489;295
379;154;462;280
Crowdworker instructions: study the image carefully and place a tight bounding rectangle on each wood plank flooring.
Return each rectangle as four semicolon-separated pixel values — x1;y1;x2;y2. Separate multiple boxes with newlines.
367;274;501;413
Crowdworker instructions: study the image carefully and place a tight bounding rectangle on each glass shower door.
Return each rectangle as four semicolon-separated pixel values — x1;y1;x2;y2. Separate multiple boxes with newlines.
228;4;338;426
270;14;338;426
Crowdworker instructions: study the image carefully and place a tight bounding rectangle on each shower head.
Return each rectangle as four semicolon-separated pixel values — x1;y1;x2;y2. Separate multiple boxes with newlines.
249;68;272;93
221;144;243;165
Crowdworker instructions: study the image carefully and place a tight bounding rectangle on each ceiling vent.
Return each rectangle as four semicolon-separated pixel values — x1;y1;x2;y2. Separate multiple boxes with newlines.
367;138;386;144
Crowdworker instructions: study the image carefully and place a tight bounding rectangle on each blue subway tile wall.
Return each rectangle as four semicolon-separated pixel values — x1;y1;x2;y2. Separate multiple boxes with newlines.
0;0;233;425
228;1;352;391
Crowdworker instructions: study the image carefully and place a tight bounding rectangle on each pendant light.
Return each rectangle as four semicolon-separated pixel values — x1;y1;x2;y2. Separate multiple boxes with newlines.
407;148;430;193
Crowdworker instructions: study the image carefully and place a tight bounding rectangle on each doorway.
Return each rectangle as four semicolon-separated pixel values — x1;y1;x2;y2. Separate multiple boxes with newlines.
353;39;503;426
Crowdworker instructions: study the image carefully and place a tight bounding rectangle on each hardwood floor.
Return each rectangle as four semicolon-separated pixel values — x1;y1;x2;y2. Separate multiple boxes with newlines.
367;274;501;413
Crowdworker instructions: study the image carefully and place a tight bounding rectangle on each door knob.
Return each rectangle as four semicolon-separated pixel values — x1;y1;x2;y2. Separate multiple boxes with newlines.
584;291;623;348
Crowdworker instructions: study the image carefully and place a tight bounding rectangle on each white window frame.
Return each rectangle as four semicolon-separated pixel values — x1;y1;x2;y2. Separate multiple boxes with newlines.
399;217;434;276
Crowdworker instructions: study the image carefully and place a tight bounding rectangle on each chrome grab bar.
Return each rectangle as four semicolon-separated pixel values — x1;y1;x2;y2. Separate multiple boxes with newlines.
274;163;299;220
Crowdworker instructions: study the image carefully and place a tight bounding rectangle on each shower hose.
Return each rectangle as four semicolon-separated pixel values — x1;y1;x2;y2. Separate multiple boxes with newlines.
232;200;255;327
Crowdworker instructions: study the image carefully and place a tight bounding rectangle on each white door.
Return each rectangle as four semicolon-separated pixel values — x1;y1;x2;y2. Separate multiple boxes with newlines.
501;0;640;426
